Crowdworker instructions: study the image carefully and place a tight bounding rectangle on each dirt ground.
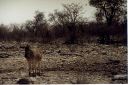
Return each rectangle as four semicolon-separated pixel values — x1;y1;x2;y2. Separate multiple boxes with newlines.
0;41;127;84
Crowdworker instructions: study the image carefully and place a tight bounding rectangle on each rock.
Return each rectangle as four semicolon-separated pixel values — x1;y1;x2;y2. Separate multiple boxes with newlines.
108;59;120;65
16;78;31;84
112;74;127;80
101;51;107;55
0;53;11;58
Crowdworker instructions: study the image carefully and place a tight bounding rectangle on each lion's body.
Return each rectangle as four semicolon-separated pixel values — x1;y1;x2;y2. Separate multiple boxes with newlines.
21;45;42;77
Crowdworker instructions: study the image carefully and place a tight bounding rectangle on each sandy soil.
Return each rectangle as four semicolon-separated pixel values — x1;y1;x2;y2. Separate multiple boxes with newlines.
0;41;127;84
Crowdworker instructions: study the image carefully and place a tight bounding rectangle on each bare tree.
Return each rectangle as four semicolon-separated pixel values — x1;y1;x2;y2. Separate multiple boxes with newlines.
33;11;48;39
25;11;48;42
49;3;84;44
10;24;27;41
0;24;9;40
63;3;84;24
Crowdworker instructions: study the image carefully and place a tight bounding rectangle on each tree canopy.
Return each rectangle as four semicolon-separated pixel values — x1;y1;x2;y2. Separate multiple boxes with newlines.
89;0;126;25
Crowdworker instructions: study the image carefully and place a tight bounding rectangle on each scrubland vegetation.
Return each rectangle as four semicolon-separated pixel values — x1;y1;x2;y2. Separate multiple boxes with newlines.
0;0;127;84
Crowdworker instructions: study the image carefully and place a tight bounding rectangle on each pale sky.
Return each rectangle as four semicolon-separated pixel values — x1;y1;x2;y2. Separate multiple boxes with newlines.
0;0;96;25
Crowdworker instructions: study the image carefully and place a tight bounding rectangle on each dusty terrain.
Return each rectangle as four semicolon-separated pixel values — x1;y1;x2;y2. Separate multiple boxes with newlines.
0;41;127;84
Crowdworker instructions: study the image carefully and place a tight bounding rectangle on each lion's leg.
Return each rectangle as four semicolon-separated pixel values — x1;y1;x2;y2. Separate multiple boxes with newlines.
27;60;31;76
32;60;37;77
38;60;42;76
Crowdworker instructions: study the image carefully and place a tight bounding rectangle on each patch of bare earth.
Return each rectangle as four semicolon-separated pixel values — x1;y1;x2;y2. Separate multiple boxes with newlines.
0;42;127;84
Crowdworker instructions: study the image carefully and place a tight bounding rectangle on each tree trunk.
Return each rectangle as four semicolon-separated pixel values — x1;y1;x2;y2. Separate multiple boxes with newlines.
65;23;77;44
